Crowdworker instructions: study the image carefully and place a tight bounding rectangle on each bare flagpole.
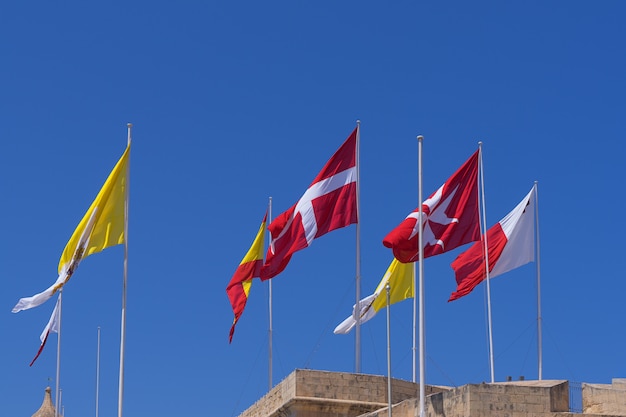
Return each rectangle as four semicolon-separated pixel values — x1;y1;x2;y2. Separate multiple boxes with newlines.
534;181;543;380
268;197;273;390
386;283;392;417
96;326;101;417
55;290;63;417
478;142;495;383
355;120;362;373
417;135;425;417
118;123;131;417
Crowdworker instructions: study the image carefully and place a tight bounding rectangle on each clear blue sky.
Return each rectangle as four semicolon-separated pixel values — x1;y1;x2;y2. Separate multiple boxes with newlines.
1;1;624;416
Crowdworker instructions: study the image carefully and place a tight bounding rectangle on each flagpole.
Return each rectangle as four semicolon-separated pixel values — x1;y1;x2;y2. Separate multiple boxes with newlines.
118;123;131;417
268;197;273;390
478;142;495;383
534;181;543;380
386;283;392;417
412;257;417;384
55;290;63;417
96;326;101;417
355;120;362;374
417;135;425;417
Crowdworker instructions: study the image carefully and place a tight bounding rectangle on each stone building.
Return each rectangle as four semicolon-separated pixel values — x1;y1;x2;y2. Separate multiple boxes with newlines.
239;369;626;417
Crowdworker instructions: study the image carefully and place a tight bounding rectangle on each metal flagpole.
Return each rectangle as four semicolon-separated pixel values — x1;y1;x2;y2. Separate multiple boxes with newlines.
55;290;63;417
355;120;362;373
118;123;131;417
478;142;495;383
412;259;417;384
268;197;273;390
417;135;425;417
96;326;101;417
386;283;392;417
534;181;543;380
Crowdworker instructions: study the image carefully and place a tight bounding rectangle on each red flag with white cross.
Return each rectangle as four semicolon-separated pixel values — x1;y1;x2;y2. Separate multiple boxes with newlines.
383;150;480;263
260;127;358;280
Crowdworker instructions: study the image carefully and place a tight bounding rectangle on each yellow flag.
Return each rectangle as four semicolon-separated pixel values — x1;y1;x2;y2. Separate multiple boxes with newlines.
334;258;414;334
371;258;414;312
58;144;130;273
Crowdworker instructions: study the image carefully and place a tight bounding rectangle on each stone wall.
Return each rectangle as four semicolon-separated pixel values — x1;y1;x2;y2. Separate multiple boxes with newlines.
239;369;446;417
238;369;626;417
582;379;626;416
361;380;570;417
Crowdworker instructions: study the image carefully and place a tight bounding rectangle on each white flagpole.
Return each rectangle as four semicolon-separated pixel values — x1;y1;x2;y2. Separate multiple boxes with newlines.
412;258;417;384
417;135;425;417
386;283;392;417
118;123;131;417
534;181;543;380
96;326;101;417
478;142;495;383
55;290;63;417
355;120;362;373
268;197;273;390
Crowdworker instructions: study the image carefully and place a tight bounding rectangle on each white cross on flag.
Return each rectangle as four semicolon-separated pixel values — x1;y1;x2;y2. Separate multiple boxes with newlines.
261;127;358;280
383;150;480;263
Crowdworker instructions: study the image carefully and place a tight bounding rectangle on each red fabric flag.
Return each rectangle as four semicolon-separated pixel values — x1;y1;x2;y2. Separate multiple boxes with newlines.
449;186;536;301
260;127;358;280
226;213;267;342
383;150;480;263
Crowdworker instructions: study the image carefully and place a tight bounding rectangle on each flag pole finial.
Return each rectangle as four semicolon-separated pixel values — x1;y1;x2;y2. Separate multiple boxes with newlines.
126;123;133;146
417;135;424;141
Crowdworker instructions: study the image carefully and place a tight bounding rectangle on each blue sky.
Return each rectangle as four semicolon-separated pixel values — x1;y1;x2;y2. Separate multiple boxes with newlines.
1;1;624;416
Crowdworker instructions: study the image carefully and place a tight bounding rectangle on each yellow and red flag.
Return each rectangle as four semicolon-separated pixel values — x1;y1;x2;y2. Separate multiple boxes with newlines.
226;213;267;342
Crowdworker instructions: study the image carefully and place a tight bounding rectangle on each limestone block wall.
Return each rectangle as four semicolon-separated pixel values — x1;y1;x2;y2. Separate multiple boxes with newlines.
465;381;569;415
362;380;570;417
238;369;447;417
582;379;626;416
239;372;298;417
293;369;443;404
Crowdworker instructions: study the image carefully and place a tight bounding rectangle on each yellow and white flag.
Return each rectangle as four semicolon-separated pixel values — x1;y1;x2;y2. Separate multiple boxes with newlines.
334;258;414;334
13;144;130;313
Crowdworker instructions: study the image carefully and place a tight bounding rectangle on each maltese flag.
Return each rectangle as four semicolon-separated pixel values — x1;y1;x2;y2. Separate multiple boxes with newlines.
449;186;536;301
261;127;358;280
383;150;480;263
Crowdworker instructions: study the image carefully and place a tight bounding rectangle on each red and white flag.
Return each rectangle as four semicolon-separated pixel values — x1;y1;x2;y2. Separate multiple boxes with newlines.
30;295;61;366
383;150;480;263
260;127;358;279
449;186;536;301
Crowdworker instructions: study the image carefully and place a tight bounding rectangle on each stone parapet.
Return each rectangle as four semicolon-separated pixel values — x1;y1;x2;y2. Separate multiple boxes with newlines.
238;369;447;417
238;370;626;417
582;379;626;416
362;380;570;417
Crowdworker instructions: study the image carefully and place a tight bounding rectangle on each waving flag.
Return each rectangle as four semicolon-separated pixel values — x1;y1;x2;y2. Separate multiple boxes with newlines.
261;127;358;279
383;150;480;263
449;186;536;301
226;213;267;342
334;258;413;334
13;144;130;313
30;295;61;366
